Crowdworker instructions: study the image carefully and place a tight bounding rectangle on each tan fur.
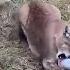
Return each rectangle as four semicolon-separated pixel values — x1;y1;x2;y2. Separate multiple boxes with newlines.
19;1;68;70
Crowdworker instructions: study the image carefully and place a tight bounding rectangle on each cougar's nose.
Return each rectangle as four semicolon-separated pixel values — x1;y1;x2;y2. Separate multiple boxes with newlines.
58;53;66;59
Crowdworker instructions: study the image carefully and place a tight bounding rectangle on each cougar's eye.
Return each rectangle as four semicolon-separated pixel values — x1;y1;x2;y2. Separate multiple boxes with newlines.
58;53;66;59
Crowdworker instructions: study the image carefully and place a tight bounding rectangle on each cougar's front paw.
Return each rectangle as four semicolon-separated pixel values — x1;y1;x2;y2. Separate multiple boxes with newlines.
42;58;60;70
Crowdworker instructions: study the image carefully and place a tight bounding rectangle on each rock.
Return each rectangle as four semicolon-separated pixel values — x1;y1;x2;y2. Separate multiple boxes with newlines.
0;1;20;41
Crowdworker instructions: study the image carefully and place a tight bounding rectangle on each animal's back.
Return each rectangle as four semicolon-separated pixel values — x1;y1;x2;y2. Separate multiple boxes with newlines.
19;0;64;58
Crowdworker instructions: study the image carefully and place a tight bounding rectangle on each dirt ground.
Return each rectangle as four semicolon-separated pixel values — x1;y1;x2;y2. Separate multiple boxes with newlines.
0;0;70;70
